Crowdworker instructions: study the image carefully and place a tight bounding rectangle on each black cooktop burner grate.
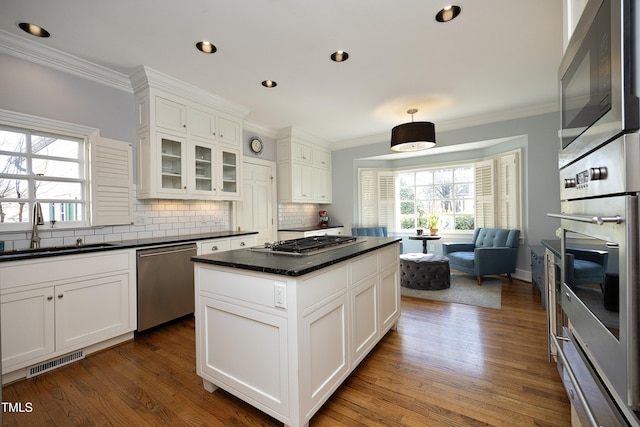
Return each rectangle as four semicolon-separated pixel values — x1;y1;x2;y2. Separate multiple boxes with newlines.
271;236;357;253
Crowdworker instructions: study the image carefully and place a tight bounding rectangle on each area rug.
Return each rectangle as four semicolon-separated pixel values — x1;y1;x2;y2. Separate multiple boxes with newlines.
400;273;502;309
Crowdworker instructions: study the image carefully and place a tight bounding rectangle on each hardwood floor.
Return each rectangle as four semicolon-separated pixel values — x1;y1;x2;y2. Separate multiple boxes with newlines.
3;278;570;426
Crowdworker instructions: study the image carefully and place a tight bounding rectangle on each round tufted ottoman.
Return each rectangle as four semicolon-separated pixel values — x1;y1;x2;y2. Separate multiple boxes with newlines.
400;253;450;290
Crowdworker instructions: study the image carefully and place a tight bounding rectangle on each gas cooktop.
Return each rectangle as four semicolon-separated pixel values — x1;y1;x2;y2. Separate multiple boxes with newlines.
249;236;362;256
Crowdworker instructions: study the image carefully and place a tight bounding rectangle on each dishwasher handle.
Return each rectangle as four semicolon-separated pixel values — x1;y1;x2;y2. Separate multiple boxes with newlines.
138;246;197;258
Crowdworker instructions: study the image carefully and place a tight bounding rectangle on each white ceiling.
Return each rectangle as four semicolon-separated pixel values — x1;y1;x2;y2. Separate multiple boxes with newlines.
0;0;563;149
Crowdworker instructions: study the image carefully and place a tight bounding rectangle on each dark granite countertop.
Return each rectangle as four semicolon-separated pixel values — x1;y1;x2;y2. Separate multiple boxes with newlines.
191;236;401;277
277;225;344;232
0;230;258;262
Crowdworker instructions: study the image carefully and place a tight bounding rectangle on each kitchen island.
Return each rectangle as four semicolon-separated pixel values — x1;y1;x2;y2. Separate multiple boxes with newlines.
191;236;401;427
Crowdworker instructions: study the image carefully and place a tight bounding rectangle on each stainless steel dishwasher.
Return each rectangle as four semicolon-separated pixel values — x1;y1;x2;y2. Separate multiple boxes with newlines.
136;243;197;332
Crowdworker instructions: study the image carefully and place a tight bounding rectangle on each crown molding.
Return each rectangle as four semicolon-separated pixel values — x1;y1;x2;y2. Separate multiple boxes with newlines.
242;121;278;139
0;29;132;93
130;66;250;118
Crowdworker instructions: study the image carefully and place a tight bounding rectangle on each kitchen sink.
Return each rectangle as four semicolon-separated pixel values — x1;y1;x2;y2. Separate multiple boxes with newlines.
1;242;119;258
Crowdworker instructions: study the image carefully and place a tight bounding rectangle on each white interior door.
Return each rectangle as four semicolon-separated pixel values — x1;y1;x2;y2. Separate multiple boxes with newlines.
238;159;276;245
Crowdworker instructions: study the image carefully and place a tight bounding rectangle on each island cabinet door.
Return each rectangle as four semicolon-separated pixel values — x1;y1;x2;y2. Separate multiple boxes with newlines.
378;245;401;332
349;252;380;368
300;293;349;418
379;264;400;332
350;277;378;367
196;296;290;418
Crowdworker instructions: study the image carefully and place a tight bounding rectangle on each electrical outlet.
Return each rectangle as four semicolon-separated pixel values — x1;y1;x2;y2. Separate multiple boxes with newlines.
274;282;286;308
428;243;435;252
133;214;147;226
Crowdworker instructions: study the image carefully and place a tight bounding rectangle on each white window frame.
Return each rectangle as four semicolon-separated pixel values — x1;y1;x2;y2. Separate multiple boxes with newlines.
357;149;522;234
0;109;98;231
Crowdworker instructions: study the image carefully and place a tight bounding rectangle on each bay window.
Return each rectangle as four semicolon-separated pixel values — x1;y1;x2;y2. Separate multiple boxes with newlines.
358;151;520;233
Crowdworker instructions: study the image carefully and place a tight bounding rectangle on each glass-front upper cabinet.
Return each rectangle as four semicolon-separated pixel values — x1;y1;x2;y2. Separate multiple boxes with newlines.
192;143;214;195
218;148;240;198
160;136;186;194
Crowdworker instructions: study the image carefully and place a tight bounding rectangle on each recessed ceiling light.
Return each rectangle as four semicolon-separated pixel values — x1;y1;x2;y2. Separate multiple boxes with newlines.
262;80;277;88
435;5;461;22
196;41;217;54
18;22;50;38
330;51;349;62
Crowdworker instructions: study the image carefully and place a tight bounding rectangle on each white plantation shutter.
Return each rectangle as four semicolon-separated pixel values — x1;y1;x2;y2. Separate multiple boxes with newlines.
497;152;520;229
377;172;395;228
89;135;133;226
359;170;378;227
359;169;395;229
474;159;495;228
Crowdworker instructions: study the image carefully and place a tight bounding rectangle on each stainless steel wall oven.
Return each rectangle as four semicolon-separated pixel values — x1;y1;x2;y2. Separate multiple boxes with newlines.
551;134;640;425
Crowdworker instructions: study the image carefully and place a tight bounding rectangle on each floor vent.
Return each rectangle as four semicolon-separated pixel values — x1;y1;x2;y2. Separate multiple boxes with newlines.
26;350;85;378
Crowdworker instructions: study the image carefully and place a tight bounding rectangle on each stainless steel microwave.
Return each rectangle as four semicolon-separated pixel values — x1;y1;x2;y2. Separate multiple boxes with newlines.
558;0;639;168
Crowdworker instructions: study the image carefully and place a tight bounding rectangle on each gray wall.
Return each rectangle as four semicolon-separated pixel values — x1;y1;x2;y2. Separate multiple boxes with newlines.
330;112;562;277
0;53;135;143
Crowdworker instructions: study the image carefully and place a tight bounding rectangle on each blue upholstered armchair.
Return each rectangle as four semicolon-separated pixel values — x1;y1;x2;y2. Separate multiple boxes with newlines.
442;228;520;285
564;248;609;290
351;227;388;237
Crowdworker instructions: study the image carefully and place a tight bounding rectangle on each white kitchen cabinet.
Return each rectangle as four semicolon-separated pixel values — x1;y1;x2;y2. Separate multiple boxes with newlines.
156;96;187;134
1;288;55;369
217;115;242;147
313;167;331;202
0;250;136;382
131;66;247;200
196;234;257;255
194;242;400;427
55;273;130;352
277;136;332;203
291;163;313;201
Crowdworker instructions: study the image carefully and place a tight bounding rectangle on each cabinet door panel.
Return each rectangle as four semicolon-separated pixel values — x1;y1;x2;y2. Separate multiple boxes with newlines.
379;265;400;332
292;163;313;201
159;134;187;195
1;288;55;370
292;142;313;163
190;107;216;141
218;116;241;146
55;274;130;351
191;142;216;196
301;294;348;411
351;278;378;366
218;147;241;198
198;296;289;415
156;96;186;133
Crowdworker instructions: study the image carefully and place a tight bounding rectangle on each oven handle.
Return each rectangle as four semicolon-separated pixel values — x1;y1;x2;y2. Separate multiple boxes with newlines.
547;213;624;225
551;334;601;427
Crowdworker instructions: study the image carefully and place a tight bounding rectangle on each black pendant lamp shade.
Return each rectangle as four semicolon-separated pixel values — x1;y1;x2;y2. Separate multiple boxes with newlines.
390;109;436;152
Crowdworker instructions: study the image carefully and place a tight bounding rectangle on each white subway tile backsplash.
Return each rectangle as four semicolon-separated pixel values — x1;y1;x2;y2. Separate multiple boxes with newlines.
0;186;233;250
278;203;320;229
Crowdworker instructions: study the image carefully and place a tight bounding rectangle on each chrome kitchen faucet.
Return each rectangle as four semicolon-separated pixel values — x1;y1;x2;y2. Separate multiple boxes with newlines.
30;201;44;248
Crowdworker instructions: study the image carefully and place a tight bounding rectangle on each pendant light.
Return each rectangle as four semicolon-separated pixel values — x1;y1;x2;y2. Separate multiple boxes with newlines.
390;109;436;152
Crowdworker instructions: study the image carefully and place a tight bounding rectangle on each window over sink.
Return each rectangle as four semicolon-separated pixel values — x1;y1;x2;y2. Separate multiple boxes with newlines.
0;124;86;228
0;109;133;231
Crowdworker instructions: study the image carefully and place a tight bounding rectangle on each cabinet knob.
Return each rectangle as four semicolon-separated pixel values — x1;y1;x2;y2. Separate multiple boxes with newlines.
211;246;218;251
47;296;53;301
183;124;186;128
240;242;246;247
184;186;187;189
58;294;64;299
